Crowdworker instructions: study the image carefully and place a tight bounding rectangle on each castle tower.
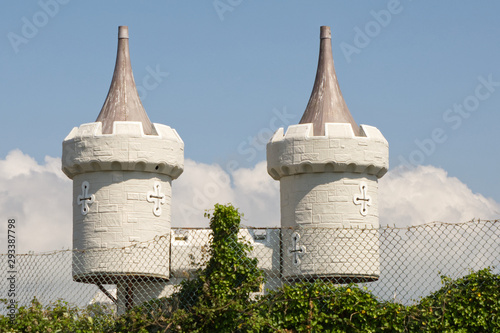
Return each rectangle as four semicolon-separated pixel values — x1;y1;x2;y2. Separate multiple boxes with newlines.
62;27;184;307
267;26;389;282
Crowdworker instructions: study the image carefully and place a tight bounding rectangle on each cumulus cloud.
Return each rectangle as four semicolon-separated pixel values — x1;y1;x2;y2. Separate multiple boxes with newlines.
0;150;72;253
171;159;280;228
379;165;500;227
173;161;500;229
1;150;498;253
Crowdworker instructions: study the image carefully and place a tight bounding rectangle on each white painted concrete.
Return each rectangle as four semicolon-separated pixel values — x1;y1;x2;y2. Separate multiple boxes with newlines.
62;121;184;284
267;122;389;281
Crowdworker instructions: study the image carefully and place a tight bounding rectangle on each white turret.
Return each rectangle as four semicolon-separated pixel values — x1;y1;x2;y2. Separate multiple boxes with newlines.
267;26;389;282
61;26;184;306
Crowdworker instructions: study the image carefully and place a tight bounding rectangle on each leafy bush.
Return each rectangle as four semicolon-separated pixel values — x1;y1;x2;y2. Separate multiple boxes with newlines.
0;297;114;333
112;297;175;333
417;268;500;332
258;282;410;332
2;268;499;332
257;270;500;332
171;203;266;332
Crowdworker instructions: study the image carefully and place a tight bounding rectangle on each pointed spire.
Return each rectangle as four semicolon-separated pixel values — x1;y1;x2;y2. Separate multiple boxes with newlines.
96;26;155;135
299;26;360;136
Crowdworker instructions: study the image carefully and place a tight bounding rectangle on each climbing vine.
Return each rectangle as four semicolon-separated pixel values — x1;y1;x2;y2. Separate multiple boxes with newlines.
171;203;265;332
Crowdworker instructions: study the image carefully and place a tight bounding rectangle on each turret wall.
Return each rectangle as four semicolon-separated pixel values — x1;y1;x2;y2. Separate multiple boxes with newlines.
62;122;184;179
267;122;388;282
72;171;172;283
279;173;380;281
267;123;388;180
280;173;379;229
62;121;183;284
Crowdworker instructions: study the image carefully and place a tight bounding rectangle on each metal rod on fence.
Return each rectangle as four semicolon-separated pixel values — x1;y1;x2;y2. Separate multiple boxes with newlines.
97;283;117;304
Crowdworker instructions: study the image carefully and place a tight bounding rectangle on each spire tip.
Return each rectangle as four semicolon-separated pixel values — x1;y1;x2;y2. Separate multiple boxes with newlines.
320;26;331;39
118;26;129;39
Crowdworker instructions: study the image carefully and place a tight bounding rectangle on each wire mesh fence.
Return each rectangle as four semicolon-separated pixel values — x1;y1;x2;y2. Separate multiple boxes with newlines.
1;220;499;316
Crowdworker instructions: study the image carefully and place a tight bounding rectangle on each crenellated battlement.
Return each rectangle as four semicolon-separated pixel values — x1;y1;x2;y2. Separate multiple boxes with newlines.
267;123;388;180
62;121;184;179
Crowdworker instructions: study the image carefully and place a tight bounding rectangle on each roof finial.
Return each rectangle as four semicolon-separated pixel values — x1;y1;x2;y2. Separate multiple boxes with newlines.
118;26;129;39
96;26;155;135
320;25;331;39
299;26;360;136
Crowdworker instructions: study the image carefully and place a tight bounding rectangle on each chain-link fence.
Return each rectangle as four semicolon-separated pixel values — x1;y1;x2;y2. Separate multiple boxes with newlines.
1;220;499;315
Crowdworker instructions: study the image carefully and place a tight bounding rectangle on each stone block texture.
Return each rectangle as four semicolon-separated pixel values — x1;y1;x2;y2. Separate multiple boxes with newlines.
62;121;184;283
267;123;388;180
62;121;184;179
267;123;388;282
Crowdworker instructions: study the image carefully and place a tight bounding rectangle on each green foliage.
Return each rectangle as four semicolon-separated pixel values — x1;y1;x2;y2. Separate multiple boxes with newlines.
3;268;498;332
416;267;500;332
0;297;114;333
171;203;266;332
255;270;500;332
258;282;411;332
112;297;175;333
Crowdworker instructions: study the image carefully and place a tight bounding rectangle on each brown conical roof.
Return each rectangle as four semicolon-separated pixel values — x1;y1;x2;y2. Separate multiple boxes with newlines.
96;26;155;135
299;26;360;136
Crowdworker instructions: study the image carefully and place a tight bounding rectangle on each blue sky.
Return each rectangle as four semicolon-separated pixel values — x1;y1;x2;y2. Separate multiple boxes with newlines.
0;1;500;240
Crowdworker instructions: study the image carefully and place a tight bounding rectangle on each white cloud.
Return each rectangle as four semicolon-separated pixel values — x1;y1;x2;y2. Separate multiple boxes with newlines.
171;159;236;227
231;161;280;227
0;149;63;180
0;150;72;253
171;159;280;227
1;150;498;253
379;165;500;227
173;161;500;229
